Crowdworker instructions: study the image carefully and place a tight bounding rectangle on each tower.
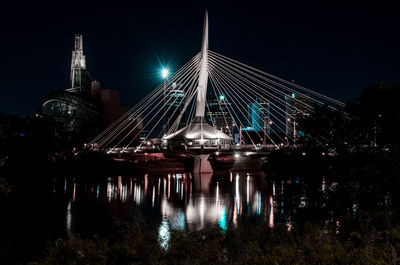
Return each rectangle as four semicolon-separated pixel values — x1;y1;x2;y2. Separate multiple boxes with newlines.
70;34;92;93
194;10;209;118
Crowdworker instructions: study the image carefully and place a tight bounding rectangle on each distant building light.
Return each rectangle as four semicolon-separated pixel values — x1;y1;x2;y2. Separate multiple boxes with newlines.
292;93;296;98
241;127;255;131
219;95;225;101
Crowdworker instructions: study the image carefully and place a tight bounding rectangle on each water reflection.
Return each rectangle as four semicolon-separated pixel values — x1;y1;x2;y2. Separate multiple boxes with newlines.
54;170;393;246
66;199;72;234
58;172;272;236
269;195;274;228
72;182;76;202
158;220;170;250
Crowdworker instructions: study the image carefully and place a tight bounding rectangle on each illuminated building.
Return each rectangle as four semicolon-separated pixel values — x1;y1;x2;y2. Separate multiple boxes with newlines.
41;90;100;133
247;98;271;133
285;93;310;138
67;34;92;93
206;93;234;136
40;34;130;138
165;82;186;132
238;98;271;145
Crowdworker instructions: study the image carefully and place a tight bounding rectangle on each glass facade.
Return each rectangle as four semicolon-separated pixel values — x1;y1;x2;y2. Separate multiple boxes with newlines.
206;94;234;136
41;90;101;133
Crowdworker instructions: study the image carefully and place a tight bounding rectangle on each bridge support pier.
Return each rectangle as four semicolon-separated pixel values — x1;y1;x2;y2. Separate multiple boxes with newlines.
193;154;213;174
193;172;213;193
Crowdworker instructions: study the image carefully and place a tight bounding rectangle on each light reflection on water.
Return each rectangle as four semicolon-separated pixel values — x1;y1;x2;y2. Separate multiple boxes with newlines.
66;199;72;234
59;172;368;247
158;220;170;250
64;172;271;225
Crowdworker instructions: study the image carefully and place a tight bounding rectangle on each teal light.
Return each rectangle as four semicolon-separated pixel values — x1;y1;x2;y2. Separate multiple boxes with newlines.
219;95;225;101
158;220;170;250
219;207;227;233
292;93;296;98
161;68;169;79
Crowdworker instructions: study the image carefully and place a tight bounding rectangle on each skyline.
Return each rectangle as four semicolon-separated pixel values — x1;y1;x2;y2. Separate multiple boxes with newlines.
1;1;399;115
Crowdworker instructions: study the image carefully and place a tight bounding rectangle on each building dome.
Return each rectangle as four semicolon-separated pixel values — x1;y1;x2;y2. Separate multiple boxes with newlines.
41;90;101;133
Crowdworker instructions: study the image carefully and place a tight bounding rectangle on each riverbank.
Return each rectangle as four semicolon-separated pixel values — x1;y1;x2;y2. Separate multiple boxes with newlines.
31;211;400;265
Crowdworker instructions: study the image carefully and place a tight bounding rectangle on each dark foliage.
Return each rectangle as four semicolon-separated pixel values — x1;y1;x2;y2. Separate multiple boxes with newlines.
31;215;400;265
297;82;400;152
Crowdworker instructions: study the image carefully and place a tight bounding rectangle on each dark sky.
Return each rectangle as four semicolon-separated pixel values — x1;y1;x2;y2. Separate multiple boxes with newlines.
1;0;399;115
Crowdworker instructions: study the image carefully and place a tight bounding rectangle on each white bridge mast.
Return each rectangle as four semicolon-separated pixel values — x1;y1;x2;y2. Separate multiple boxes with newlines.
194;10;209;118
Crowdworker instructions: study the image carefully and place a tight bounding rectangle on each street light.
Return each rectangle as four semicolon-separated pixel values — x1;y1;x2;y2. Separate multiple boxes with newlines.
161;68;169;79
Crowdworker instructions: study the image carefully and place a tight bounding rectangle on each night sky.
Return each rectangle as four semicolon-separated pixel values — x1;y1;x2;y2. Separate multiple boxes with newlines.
1;0;399;115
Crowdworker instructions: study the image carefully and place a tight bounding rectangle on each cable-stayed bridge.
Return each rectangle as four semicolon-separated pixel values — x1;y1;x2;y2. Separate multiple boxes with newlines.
87;11;344;158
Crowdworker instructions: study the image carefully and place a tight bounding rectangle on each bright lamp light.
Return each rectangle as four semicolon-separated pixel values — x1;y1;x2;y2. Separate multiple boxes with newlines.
161;68;169;79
